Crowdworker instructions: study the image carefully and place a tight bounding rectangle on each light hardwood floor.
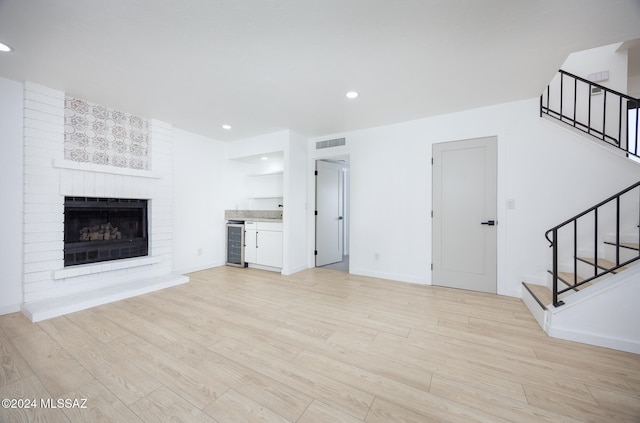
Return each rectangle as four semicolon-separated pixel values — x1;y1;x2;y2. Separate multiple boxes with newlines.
1;266;639;422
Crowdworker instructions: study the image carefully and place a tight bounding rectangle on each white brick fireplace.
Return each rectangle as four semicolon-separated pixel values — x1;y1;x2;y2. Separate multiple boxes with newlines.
21;82;188;322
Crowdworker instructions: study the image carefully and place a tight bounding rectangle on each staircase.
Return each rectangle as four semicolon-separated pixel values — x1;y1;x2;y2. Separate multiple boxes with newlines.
521;69;640;353
522;179;640;353
540;69;640;161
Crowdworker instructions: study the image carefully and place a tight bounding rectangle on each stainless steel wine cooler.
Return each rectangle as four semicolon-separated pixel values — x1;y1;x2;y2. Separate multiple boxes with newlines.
225;222;246;267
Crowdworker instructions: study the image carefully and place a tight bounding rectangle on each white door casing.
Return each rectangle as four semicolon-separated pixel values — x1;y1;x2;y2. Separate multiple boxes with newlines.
432;137;497;294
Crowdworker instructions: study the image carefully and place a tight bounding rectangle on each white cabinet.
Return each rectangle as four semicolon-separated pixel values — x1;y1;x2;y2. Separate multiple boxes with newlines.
256;230;283;268
244;221;283;269
244;222;257;264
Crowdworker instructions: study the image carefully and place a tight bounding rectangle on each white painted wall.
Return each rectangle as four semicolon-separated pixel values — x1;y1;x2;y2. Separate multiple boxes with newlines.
227;130;288;210
172;128;309;275
226;130;288;160
283;130;309;274
309;97;640;297
561;42;629;92
172;128;247;274
629;74;640;97
0;77;24;315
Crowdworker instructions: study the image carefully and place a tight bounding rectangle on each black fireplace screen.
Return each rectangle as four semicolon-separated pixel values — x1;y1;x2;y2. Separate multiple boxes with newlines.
64;197;148;266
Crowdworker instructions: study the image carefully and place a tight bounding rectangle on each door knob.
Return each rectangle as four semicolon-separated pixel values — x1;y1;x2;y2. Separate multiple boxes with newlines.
480;220;496;226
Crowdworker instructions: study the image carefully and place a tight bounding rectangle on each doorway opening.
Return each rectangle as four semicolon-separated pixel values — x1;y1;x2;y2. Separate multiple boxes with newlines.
315;158;350;271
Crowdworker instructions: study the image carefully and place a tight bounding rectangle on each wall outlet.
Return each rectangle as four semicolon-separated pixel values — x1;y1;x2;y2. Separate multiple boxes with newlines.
374;253;380;261
197;248;203;256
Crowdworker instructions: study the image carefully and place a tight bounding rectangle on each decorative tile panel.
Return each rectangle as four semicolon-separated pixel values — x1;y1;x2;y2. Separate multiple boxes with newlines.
64;97;150;170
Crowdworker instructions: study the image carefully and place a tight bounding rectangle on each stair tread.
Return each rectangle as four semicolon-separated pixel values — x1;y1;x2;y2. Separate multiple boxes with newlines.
578;257;628;272
557;271;594;290
603;241;639;251
546;270;590;289
523;283;552;309
557;271;584;285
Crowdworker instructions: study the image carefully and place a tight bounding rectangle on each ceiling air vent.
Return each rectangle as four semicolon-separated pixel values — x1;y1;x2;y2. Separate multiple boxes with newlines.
316;137;346;150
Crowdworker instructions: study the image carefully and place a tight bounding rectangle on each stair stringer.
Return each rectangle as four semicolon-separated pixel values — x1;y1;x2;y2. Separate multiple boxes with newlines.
545;263;640;354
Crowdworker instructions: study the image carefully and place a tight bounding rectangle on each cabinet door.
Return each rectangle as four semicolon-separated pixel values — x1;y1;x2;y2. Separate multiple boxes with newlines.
244;229;257;263
257;230;283;268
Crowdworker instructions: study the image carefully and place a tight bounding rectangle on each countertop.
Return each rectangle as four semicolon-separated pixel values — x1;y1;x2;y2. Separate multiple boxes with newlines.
225;209;283;222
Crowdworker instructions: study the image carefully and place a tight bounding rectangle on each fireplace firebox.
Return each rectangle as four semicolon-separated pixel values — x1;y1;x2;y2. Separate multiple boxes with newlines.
64;197;148;266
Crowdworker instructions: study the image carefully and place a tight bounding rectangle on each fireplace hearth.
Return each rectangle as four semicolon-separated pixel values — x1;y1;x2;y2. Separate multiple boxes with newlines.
64;197;148;266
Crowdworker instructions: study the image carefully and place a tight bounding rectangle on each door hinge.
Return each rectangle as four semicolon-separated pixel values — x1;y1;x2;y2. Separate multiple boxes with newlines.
315;210;318;216
431;210;433;218
431;157;434;165
314;170;318;176
314;250;318;255
431;263;433;271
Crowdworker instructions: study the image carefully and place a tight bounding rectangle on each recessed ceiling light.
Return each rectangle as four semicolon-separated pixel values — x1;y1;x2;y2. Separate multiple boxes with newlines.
222;124;232;130
346;91;359;99
260;156;268;160
0;42;13;53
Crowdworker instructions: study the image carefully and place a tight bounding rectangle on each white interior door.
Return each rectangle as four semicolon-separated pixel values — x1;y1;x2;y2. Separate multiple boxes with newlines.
432;137;497;294
316;160;343;266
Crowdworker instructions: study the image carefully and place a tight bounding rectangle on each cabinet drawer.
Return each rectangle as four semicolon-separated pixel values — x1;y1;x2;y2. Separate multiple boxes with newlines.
244;221;257;229
257;221;282;231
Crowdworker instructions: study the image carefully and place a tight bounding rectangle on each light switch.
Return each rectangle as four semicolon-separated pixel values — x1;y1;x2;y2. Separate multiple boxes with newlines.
507;199;515;209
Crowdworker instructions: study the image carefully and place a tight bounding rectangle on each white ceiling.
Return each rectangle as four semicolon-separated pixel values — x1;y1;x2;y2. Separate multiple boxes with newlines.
1;0;639;141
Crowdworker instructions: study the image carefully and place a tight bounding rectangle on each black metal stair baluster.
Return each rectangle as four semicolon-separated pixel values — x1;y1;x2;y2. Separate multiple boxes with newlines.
574;219;578;286
594;208;599;277
602;91;607;142
616;196;620;267
588;82;592;136
540;94;543;118
573;77;577;127
560;72;564;122
627;101;640;156
546;84;550;115
618;96;623;147
552;228;559;306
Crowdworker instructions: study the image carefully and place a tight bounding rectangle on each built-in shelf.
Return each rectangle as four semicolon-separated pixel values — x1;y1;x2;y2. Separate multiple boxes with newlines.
248;170;283;177
53;159;160;179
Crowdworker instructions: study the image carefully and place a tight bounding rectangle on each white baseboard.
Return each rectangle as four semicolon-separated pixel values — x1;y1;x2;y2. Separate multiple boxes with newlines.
548;326;640;354
0;303;22;317
282;263;310;276
348;267;428;285
247;263;281;273
175;261;226;275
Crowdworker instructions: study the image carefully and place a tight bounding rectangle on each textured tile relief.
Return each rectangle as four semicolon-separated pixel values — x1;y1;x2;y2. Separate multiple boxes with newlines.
64;97;150;170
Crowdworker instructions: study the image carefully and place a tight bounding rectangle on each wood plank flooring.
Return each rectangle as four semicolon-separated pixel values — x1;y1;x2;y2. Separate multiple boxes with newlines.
1;266;639;422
